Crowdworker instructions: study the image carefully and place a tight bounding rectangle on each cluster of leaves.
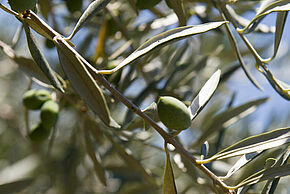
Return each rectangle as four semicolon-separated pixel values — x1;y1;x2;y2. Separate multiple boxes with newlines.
0;0;289;193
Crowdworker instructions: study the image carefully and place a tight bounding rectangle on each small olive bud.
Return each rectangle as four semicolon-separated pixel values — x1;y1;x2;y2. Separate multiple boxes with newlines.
157;96;191;131
29;123;50;142
22;89;51;110
8;0;37;13
40;100;59;129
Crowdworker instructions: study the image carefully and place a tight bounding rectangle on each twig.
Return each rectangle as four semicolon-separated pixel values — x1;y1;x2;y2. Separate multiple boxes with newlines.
87;67;235;193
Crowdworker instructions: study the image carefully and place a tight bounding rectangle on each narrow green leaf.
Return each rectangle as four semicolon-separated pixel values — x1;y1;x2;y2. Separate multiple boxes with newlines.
83;127;107;185
226;4;275;34
237;0;290;34
200;127;290;162
188;69;221;120
163;143;177;194
22;22;64;92
166;0;186;26
0;179;34;194
237;163;290;188
67;0;111;40
260;65;290;100
195;98;268;146
262;145;290;193
0;40;50;84
221;151;263;180
14;57;50;84
97;21;228;74
53;37;120;128
269;12;288;61
215;15;263;90
105;132;157;186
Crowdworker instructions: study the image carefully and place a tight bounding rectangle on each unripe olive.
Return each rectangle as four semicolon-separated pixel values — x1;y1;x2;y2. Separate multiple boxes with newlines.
8;0;37;13
136;0;161;10
40;100;59;129
157;96;191;131
22;89;51;110
29;123;50;142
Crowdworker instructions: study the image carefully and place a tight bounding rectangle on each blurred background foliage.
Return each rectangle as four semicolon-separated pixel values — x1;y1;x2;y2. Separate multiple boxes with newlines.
0;0;289;193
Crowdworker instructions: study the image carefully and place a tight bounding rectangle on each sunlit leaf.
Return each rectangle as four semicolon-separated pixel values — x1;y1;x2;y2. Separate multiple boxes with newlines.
54;37;120;128
0;179;34;194
198;127;290;163
236;163;290;188
237;0;290;34
195;98;268;146
83;127;107;185
221;151;263;180
226;4;275;34
67;0;111;40
163;143;177;194
260;65;290;100
262;145;290;193
23;22;64;92
97;21;228;74
188;69;221;120
269;12;288;61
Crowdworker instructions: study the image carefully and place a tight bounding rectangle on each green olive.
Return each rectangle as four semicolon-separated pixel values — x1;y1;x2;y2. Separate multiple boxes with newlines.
8;0;37;13
157;96;191;131
136;0;161;10
40;100;59;129
29;123;50;142
22;89;51;110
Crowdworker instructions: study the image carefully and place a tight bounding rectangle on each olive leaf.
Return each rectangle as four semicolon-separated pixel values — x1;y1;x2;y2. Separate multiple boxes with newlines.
260;65;290;100
226;4;275;34
163;143;177;194
237;0;290;34
267;12;288;62
67;0;111;40
221;151;263;180
22;22;64;92
198;127;290;163
53;37;120;128
166;0;186;26
0;40;50;84
262;145;290;193
236;163;290;188
188;69;221;120
83;127;107;185
97;21;228;74
23;11;61;41
195;97;268;146
0;179;34;194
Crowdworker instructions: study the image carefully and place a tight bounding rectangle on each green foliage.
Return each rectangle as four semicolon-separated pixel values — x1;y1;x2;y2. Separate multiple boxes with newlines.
0;0;290;193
